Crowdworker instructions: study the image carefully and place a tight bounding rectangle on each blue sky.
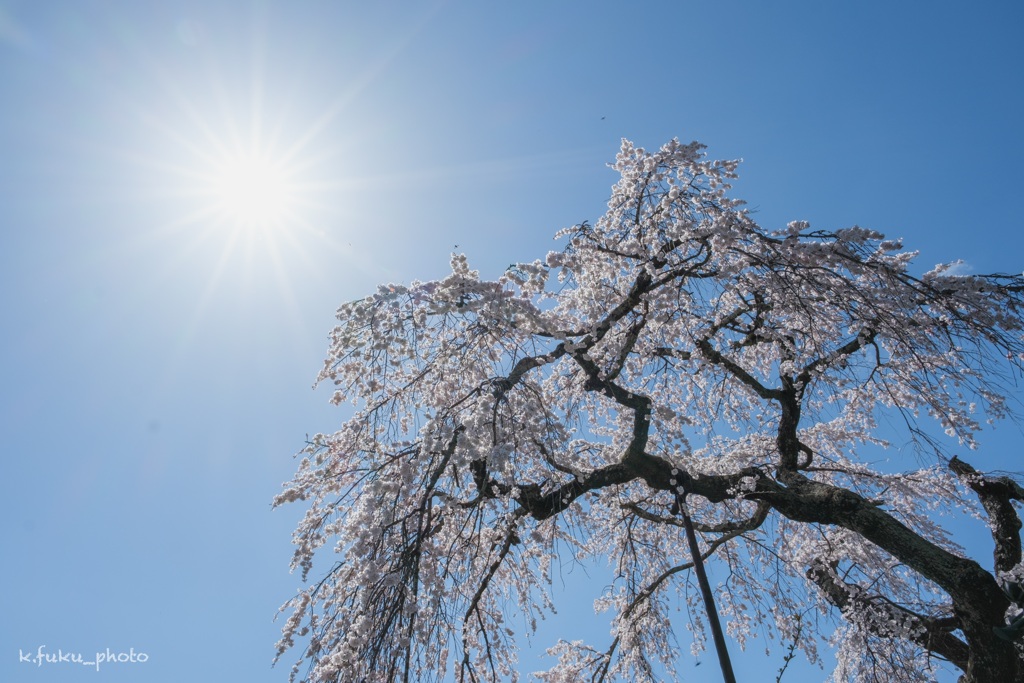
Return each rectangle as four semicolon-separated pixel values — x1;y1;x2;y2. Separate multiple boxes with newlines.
1;1;1022;681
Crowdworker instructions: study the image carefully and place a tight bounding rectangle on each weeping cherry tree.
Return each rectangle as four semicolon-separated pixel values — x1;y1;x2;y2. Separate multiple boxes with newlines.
275;139;1024;682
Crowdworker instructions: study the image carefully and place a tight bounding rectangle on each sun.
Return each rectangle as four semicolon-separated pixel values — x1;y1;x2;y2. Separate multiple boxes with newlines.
210;152;298;230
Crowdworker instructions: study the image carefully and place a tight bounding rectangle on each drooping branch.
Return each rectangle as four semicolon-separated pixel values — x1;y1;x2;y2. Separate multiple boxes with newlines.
807;558;969;671
461;514;522;683
623;500;770;535
748;474;1020;679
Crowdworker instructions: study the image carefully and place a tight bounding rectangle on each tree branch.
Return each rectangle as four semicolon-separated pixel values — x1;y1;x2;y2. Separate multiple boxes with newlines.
807;558;970;671
949;456;1024;574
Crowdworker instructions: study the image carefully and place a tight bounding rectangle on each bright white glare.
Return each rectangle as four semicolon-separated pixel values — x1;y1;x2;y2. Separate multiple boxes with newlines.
211;153;297;229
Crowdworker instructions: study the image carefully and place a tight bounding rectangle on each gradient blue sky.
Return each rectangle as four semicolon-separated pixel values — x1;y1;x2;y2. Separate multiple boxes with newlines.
2;2;1023;682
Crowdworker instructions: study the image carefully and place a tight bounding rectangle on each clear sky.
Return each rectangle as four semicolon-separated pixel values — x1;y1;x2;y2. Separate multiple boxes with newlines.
1;1;1022;682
